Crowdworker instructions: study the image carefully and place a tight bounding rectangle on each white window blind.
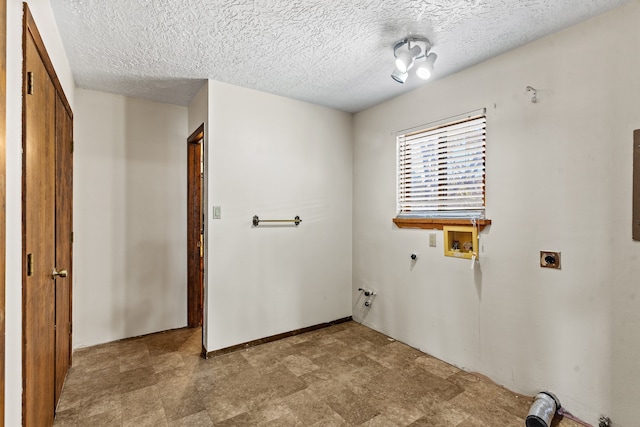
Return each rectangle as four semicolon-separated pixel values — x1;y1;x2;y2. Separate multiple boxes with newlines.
397;114;486;218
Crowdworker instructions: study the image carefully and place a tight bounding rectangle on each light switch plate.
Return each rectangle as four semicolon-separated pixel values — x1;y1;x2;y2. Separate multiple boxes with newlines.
213;206;221;219
429;233;436;247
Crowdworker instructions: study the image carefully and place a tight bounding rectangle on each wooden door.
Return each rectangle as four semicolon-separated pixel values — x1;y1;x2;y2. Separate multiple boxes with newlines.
187;124;204;327
23;32;57;427
23;5;74;424
54;93;73;404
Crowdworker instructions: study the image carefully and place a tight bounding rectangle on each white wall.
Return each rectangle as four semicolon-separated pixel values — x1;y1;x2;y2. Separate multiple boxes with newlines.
188;82;208;136
73;89;189;347
5;1;74;424
187;82;209;348
353;2;640;426
205;81;353;351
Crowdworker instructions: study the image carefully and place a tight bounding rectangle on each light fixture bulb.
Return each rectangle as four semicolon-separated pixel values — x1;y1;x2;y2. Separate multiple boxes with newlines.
415;66;431;80
415;53;437;80
391;67;408;84
395;44;421;73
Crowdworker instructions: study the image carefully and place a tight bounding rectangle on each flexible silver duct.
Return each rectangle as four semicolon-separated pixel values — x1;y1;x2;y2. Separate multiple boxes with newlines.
526;392;561;427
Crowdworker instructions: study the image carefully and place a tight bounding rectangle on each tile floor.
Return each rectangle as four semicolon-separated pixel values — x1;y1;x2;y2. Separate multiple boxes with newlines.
54;321;582;426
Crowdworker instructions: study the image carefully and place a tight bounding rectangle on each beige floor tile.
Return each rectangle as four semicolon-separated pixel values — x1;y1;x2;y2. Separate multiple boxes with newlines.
261;364;308;401
122;408;168;427
160;384;206;421
121;384;164;422
301;374;348;399
153;351;186;374
456;416;491;427
374;398;426;425
167;409;213;427
281;353;321;376
119;347;151;373
203;393;249;424
322;388;379;425
261;412;300;426
119;365;158;393
360;414;401;427
53;407;79;425
82;390;121;418
414;354;461;379
281;389;343;425
53;323;575;427
493;390;534;419
77;409;123;426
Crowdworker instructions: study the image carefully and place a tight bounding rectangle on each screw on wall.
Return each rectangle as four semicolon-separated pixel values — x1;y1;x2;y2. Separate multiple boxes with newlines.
526;85;538;103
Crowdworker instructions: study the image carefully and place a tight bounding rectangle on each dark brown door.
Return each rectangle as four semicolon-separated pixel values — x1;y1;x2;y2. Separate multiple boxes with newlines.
23;32;56;427
54;93;73;404
187;124;204;327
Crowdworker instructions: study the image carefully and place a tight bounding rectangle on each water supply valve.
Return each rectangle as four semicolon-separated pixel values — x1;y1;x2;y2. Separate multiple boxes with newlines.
358;287;377;308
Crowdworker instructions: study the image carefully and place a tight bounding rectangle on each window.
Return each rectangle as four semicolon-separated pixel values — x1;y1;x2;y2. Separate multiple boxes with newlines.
397;114;486;219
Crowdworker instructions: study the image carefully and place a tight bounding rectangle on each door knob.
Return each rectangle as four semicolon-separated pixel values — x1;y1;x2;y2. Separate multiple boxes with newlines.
52;268;68;279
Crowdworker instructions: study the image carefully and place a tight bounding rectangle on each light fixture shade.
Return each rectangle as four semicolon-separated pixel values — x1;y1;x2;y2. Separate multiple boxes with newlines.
391;67;408;84
395;45;421;73
415;53;437;80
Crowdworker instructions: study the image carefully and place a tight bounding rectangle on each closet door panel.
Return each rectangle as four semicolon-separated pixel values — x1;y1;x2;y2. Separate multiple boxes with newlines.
23;33;57;427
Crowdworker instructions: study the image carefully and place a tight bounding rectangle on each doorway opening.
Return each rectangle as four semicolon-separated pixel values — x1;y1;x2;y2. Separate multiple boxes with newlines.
187;124;204;328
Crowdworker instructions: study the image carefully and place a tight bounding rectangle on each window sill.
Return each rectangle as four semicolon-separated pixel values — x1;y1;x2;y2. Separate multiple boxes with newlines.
393;217;492;231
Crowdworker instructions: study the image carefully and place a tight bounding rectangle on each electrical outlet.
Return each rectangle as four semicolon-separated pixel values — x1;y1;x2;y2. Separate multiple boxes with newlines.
540;251;561;269
429;233;436;247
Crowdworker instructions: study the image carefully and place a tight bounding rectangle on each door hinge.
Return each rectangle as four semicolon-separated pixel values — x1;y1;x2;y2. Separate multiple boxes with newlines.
71;140;74;154
54;324;57;331
71;231;74;243
27;253;33;276
27;72;34;95
69;322;72;335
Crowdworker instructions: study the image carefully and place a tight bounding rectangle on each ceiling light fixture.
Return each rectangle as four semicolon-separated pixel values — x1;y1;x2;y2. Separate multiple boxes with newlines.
391;36;437;84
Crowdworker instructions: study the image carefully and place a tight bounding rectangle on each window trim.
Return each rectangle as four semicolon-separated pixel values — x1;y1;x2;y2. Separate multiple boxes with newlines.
392;217;491;231
394;111;491;229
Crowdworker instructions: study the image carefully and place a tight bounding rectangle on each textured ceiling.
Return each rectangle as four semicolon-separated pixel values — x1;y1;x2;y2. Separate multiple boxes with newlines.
51;0;631;112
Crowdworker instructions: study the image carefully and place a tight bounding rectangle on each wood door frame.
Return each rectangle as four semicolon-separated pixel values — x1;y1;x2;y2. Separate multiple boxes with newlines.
0;0;7;423
187;124;204;328
23;6;72;119
54;92;73;405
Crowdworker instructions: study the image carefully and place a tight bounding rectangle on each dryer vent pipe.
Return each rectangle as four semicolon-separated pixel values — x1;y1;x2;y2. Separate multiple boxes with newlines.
526;392;560;427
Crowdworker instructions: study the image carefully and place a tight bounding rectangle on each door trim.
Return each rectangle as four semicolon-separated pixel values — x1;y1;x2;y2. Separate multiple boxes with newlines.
23;6;72;119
